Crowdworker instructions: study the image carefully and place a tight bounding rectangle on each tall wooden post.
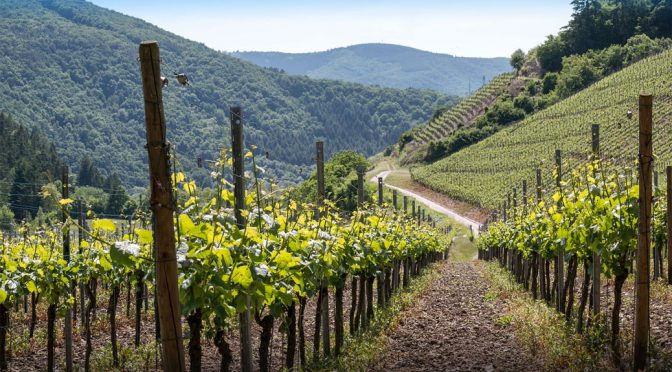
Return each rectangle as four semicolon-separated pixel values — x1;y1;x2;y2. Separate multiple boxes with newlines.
139;41;186;372
591;124;601;316
316;141;325;211
522;180;529;286
536;169;544;301
522;180;527;212
634;93;652;371
230;106;253;372
654;170;661;280
378;177;383;206
62;166;73;372
667;166;672;285
78;199;86;322
555;149;564;313
403;195;408;213
392;189;398;209
315;141;331;357
412;200;416;218
356;166;365;207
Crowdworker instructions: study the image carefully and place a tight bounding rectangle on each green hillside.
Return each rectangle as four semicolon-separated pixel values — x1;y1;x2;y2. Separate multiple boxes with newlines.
412;49;672;209
232;43;512;96
399;73;514;162
0;113;62;222
0;0;456;187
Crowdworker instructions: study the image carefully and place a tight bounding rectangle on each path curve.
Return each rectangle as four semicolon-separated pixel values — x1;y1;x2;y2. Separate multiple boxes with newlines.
372;171;482;236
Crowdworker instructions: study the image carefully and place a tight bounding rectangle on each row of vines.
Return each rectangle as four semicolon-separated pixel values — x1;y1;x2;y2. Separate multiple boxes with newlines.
413;48;672;209
406;73;514;145
0;174;451;371
478;94;670;369
0;42;455;372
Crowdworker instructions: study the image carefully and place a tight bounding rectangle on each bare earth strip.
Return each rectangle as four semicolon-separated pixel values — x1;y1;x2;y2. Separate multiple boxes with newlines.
372;261;541;372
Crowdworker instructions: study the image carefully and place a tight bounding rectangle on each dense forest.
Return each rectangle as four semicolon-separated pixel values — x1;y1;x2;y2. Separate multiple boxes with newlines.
0;113;61;226
233;44;511;96
537;0;672;72
0;113;137;226
0;0;457;187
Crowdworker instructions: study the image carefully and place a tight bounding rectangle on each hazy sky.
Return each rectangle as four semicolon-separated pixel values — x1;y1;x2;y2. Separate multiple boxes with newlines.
89;0;573;57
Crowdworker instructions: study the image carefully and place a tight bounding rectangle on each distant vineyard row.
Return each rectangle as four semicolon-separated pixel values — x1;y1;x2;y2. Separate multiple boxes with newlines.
412;49;672;209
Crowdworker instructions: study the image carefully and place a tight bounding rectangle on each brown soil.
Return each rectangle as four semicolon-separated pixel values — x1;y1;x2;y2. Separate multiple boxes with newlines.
2;277;357;371
371;261;540;372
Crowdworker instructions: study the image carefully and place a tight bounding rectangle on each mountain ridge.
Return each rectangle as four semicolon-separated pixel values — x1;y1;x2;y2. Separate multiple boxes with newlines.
0;0;456;187
232;43;512;96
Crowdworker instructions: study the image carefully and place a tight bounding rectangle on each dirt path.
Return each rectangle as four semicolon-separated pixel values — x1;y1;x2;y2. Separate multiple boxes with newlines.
373;171;482;236
371;261;540;371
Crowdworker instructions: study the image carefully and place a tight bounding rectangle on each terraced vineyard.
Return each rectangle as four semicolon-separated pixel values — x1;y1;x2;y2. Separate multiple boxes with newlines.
403;73;514;155
412;49;672;209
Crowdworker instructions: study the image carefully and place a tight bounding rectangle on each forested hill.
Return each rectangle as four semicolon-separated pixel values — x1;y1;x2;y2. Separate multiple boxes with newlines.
0;113;61;223
233;44;512;96
0;0;457;187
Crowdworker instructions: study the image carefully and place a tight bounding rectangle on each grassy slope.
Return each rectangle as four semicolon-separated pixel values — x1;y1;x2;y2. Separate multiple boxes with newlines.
413;49;672;209
400;73;515;163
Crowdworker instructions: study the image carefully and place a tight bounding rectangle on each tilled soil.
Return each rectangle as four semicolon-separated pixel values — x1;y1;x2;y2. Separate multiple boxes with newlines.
372;261;540;372
4;278;357;372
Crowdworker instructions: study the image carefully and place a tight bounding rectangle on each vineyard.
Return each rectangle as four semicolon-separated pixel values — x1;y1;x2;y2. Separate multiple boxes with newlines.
400;73;514;162
472;81;672;370
412;49;672;209
0;42;457;372
477;156;672;368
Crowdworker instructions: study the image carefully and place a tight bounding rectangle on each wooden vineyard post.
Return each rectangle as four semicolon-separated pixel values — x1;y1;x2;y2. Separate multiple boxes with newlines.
510;186;520;283
411;200;416;218
378;177;383;206
522;180;529;289
355;165;367;329
78;200;86;322
536;169;544;301
230;107;253;372
502;199;507;267
403;195;408;213
139;41;185;372
316;141;325;211
377;177;386;306
654;172;661;280
555;149;564;313
315;141;331;357
62;166;73;372
667;166;672;285
507;193;512;270
634;93;652;371
591;124;601;317
393;189;398;209
357;166;365;207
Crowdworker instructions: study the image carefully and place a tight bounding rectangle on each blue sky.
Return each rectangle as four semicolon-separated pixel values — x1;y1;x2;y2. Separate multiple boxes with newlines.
89;0;573;57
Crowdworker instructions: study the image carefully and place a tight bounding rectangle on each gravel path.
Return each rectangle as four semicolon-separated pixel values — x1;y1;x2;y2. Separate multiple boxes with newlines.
373;171;482;236
372;261;540;371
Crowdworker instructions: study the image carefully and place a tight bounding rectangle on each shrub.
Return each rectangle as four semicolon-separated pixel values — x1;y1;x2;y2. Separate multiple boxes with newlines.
556;54;600;98
514;94;535;114
510;49;526;72
541;72;558;94
537;35;567;72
